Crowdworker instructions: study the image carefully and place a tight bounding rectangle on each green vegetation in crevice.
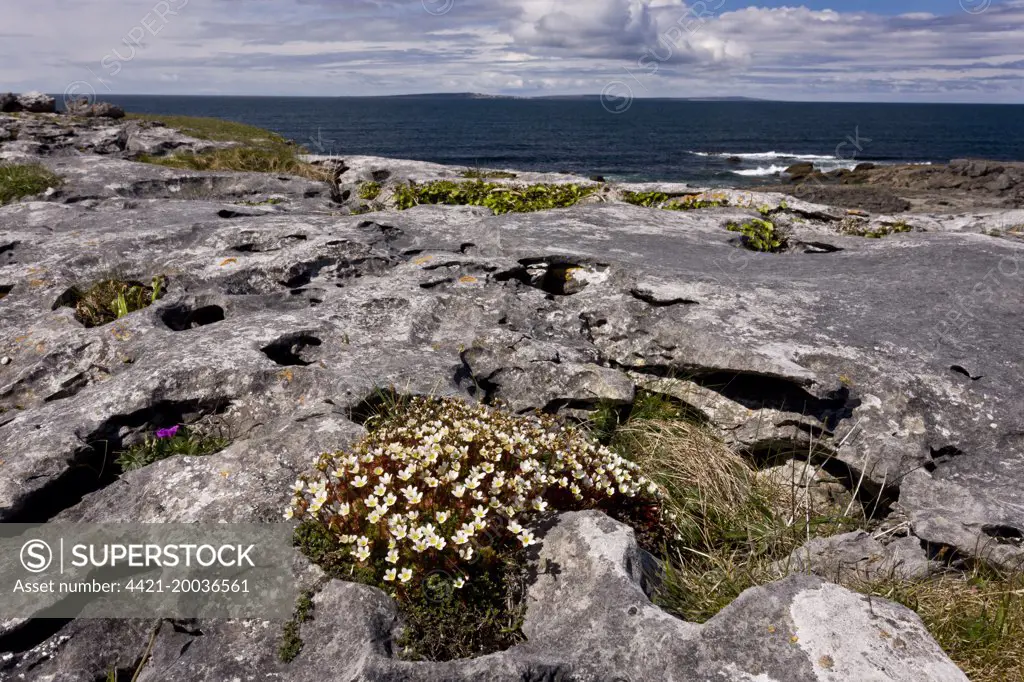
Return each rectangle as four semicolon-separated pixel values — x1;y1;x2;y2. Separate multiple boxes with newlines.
623;190;729;210
279;589;316;663
460;169;518;180
726;218;788;253
236;197;286;206
393;180;596;214
62;276;166;328
114;424;230;472
840;219;914;239
358;181;382;200
0;163;62;205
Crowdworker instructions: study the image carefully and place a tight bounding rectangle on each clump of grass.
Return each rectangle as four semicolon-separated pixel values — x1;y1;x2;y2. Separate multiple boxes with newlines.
598;390;1023;681
64;276;166;328
461;169;518;180
115;424;229;472
358;181;382;200
141;147;330;182
868;568;1024;682
0;163;62;205
279;589;315;663
623;191;729;210
726;218;788;253
393;180;596;215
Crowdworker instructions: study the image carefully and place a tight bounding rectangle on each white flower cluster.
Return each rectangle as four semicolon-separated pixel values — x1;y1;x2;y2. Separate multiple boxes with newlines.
288;397;660;587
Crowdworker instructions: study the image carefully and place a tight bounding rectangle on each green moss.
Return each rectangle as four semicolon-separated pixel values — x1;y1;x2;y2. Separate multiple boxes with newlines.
0;163;62;205
61;276;166;328
394;180;595;215
461;169;518;180
114;426;229;472
293;520;528;661
279;589;316;663
726;218;787;253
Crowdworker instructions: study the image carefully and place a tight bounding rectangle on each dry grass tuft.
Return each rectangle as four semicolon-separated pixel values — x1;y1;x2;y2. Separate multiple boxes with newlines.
604;394;1023;681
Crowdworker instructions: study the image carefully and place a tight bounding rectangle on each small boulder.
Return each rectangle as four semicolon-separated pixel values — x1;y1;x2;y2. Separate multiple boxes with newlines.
853;162;877;172
15;91;56;113
785;162;815;181
66;99;125;119
0;93;20;113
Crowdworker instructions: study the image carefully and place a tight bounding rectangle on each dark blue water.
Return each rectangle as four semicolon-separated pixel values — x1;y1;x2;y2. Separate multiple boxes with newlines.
78;95;1024;185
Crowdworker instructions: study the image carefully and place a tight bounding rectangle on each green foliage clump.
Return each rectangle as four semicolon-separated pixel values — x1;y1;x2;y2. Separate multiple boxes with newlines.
623;191;729;210
0;163;62;205
358;181;382;200
393;180;595;215
65;276;166;328
114;425;229;472
460;169;518;180
288;396;662;660
279;589;315;663
726;218;787;253
838;218;914;239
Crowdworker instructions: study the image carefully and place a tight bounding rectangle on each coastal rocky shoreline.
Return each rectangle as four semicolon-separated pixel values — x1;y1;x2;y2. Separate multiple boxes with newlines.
1;108;1023;680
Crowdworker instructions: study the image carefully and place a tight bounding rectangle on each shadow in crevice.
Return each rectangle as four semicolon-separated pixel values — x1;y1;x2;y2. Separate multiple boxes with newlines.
1;398;233;524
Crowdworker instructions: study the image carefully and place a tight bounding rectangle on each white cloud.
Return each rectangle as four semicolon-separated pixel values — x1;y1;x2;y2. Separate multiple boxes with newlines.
0;0;1021;102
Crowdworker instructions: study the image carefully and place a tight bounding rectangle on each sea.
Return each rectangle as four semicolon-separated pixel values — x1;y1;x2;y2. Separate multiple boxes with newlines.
77;95;1024;187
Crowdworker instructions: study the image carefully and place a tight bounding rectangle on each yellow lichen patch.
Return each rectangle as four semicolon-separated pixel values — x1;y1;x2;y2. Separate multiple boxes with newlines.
111;325;131;341
413;255;434;266
819;655;835;669
279;369;294;383
458;276;478;285
220;257;238;266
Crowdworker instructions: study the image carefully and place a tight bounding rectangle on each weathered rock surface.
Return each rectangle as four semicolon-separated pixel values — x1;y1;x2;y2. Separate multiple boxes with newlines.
64;99;126;120
9;513;968;681
768;158;1024;213
14;91;56;114
2;113;1023;679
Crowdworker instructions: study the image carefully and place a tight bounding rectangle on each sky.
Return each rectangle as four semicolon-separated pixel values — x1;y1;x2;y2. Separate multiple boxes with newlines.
1;0;1022;103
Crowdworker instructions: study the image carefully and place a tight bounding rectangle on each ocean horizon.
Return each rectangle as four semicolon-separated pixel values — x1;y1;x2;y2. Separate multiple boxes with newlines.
60;94;1024;186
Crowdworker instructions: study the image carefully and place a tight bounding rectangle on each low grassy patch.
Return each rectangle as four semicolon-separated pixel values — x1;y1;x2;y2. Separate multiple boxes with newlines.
115;424;230;472
726;218;788;253
62;276;166;328
129;114;331;182
126;114;292;149
393;180;596;214
0;163;62;205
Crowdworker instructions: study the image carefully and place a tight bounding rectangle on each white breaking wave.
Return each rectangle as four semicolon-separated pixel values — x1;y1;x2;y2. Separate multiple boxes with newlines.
731;165;789;177
689;150;840;162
